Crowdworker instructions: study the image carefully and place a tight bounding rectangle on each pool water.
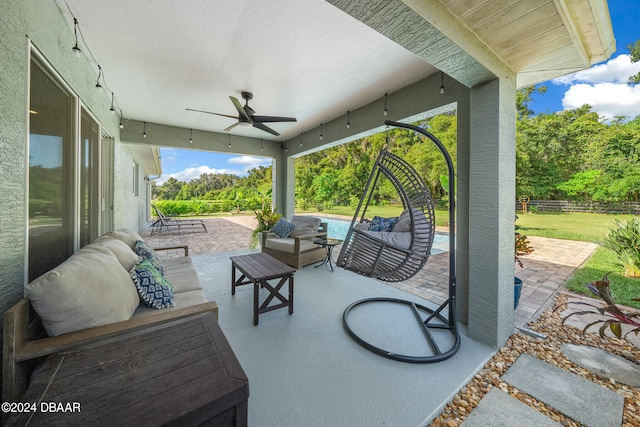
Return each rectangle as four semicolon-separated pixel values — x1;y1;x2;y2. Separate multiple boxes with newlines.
318;217;449;255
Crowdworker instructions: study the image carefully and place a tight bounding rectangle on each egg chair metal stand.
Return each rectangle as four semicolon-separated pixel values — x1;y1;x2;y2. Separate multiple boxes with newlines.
339;120;460;363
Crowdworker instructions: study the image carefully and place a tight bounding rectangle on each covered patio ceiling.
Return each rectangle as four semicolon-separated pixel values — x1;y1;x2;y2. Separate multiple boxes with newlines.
58;0;614;144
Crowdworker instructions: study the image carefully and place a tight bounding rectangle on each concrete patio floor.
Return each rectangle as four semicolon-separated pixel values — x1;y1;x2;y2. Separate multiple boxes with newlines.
141;215;598;332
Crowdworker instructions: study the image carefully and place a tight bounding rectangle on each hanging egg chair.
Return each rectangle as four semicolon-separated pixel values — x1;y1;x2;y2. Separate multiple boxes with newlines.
339;120;460;363
336;149;435;282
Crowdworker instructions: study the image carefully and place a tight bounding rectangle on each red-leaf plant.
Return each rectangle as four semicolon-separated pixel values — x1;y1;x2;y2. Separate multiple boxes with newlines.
556;273;640;340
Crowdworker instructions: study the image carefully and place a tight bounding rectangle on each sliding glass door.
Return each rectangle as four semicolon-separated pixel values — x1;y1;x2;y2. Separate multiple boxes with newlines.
28;58;74;281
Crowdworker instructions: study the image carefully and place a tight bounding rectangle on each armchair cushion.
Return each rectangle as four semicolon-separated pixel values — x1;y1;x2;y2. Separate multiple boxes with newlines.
264;237;321;254
289;216;322;238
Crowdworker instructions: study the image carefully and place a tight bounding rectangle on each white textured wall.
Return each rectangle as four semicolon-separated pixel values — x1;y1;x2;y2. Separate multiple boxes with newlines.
0;0;148;323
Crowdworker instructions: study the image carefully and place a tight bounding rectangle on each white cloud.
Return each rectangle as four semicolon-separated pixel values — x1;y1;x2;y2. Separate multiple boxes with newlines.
561;83;640;121
228;155;272;168
154;156;272;184
551;54;640;121
553;54;640;85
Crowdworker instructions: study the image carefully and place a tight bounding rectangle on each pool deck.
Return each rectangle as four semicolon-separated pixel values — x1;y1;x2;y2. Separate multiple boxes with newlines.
141;214;598;330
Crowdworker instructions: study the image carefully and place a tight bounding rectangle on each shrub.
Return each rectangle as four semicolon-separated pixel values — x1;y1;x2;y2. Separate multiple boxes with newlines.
601;217;640;278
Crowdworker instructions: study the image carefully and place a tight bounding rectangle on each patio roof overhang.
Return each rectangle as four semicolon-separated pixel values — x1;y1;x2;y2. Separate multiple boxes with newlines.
60;0;614;158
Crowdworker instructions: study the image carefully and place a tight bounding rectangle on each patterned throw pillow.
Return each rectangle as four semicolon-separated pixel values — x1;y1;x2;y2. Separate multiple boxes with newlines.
130;259;175;309
367;216;399;232
134;240;164;275
271;217;296;238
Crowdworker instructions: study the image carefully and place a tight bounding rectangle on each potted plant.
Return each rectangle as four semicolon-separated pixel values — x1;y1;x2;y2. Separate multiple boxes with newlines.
514;216;534;308
250;204;281;249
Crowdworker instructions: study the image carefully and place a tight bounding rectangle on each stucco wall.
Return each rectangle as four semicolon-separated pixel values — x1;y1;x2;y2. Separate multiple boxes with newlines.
0;1;148;328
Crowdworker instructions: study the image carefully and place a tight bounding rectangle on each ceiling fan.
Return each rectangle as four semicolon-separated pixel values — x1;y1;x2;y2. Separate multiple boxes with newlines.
186;91;297;136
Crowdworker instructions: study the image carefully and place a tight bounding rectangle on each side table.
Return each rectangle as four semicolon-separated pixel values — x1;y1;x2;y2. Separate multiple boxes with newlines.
313;237;343;271
231;253;296;325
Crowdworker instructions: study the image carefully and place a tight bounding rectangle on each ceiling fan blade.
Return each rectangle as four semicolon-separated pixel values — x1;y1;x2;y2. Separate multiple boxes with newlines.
185;108;238;120
253;122;280;136
229;96;252;123
252;115;297;123
224;122;241;132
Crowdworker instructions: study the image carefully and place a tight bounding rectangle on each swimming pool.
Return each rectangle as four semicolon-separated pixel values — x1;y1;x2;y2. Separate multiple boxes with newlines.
318;217;449;255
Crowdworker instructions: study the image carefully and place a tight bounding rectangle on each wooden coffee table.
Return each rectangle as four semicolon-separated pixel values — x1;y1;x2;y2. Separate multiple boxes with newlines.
230;253;296;325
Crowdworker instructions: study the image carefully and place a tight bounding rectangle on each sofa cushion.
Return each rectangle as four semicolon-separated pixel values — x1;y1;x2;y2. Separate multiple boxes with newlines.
134;240;164;275
265;237;321;254
163;257;203;293
130;259;175;309
271;217;295;238
289;216;321;238
81;238;140;271
26;250;140;337
132;290;207;318
99;228;144;250
368;216;398;232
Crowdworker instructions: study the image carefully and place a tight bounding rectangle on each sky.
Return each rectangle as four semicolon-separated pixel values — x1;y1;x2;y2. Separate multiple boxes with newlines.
157;1;640;185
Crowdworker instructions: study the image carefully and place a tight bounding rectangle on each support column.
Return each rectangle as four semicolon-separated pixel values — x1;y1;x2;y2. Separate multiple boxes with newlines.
273;152;296;219
467;77;516;348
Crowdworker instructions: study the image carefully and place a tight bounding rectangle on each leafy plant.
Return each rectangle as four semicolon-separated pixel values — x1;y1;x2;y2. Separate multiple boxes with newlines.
251;204;281;248
558;273;640;340
515;215;534;268
600;217;640;278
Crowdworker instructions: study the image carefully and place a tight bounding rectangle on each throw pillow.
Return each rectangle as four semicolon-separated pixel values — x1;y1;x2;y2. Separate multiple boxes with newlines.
134;240;164;275
289;216;322;238
367;216;398;232
26;250;140;336
130;259;175;309
271;217;295;238
393;209;412;232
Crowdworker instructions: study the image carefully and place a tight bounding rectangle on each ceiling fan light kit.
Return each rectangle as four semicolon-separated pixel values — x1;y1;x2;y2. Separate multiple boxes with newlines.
186;91;297;136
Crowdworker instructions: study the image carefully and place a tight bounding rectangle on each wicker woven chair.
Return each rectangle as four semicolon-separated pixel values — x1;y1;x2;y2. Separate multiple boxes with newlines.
336;150;435;282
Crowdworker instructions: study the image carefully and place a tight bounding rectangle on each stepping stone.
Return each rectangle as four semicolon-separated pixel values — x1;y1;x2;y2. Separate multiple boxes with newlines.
561;343;640;387
461;388;561;427
502;353;623;427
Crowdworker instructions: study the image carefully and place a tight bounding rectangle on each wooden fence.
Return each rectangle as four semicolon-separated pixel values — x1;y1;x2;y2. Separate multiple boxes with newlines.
515;200;640;215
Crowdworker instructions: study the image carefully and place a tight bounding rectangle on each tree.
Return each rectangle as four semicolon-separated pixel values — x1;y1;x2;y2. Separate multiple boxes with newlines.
628;39;640;84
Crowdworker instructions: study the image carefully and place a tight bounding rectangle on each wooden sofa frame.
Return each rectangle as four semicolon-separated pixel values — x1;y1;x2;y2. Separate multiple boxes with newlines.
2;245;217;402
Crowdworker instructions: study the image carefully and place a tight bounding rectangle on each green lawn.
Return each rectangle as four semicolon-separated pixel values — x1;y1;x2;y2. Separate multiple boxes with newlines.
516;211;635;242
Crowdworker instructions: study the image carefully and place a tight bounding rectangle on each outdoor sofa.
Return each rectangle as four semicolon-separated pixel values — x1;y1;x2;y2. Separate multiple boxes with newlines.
2;228;217;402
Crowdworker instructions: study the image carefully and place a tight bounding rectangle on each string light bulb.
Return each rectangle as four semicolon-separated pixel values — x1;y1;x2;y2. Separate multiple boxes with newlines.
384;93;388;116
320;123;323;140
72;18;82;57
347;111;350;129
440;71;445;94
189;128;193;144
228;134;231;148
143;121;147;138
95;65;103;92
109;93;115;114
300;133;303;147
260;139;264;152
119;109;124;129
